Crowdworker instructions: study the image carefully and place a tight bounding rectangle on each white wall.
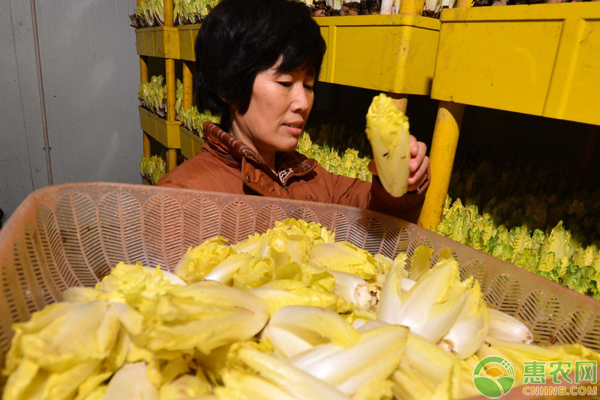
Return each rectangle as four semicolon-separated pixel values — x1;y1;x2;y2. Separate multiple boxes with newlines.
0;0;142;222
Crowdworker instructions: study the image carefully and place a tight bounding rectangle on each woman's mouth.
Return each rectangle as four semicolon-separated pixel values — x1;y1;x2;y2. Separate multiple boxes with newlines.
283;123;303;136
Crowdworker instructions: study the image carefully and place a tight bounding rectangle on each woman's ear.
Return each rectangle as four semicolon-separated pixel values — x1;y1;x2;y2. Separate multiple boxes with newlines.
228;101;239;117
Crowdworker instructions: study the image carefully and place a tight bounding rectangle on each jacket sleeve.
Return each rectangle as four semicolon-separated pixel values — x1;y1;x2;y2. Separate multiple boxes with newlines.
323;163;430;224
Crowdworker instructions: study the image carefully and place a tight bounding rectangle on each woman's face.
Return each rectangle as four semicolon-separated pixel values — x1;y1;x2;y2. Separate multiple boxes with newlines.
230;60;316;156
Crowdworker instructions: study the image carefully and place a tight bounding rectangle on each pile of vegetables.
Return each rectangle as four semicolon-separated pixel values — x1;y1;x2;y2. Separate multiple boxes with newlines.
473;0;574;7
305;117;372;159
296;132;373;182
130;0;219;28
302;0;456;18
138;76;168;117
295;113;375;181
179;107;221;137
174;0;220;25
447;159;600;241
436;198;600;299
175;81;221;137
435;204;599;299
305;0;381;17
140;155;167;185
4;218;599;400
128;0;459;25
433;156;600;299
128;0;570;29
139;77;219;136
130;0;165;28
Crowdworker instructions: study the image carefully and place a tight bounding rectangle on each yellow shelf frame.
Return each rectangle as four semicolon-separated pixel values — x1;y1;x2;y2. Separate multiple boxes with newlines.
136;26;180;59
171;15;440;96
139;106;181;149
419;2;600;229
315;14;439;95
138;0;179;172
180;126;204;160
179;24;201;61
432;2;600;126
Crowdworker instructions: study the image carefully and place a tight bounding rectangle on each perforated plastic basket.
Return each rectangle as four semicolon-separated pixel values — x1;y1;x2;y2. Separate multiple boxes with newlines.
1;183;599;396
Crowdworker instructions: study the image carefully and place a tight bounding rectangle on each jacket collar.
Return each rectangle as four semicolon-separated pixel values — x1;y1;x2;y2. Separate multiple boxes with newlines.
202;121;318;183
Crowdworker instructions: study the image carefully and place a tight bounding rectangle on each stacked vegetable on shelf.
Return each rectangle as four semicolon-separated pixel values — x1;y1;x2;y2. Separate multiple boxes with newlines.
179;107;221;137
130;0;220;28
174;0;221;25
296;132;373;182
129;0;573;28
139;76;219;137
140;155;167;185
130;0;165;28
306;0;381;17
295;113;374;181
472;0;568;7
139;75;168;117
128;0;456;23
176;81;221;137
435;158;600;300
3;218;599;399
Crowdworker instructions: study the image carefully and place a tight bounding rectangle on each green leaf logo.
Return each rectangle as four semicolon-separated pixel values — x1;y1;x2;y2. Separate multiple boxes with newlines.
474;376;503;398
472;356;516;398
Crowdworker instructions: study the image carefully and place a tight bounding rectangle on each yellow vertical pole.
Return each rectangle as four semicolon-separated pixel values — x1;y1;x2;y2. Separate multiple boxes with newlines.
143;132;152;158
164;0;177;172
166;59;177;171
389;93;409;114
399;0;425;16
168;149;178;172
140;56;149;84
183;61;194;110
417;0;469;229
418;102;464;229
166;60;176;122
140;56;152;159
164;0;174;28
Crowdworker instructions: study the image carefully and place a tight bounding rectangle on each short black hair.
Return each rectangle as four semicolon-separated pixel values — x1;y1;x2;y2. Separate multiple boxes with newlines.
194;0;326;130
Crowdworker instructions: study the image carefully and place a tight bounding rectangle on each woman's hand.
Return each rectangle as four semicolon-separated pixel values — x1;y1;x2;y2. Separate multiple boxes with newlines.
407;135;429;192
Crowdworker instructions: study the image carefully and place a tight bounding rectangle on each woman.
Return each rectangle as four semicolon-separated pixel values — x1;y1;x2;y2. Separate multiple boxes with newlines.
158;0;430;223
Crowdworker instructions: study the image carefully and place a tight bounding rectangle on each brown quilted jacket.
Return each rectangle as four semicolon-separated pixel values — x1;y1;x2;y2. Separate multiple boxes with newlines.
158;122;430;223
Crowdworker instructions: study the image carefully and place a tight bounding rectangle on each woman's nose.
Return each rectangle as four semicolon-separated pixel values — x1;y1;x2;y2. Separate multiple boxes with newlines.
290;83;310;113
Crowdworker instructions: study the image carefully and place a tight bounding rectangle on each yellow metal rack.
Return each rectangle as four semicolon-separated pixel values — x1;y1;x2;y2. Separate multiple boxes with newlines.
180;126;204;160
433;3;600;125
136;26;180;59
179;25;200;61
137;0;180;172
419;2;600;229
139;106;181;148
315;14;439;96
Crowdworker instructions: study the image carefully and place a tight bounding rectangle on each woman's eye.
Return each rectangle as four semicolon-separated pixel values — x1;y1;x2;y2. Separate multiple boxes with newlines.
278;82;292;88
304;85;314;91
